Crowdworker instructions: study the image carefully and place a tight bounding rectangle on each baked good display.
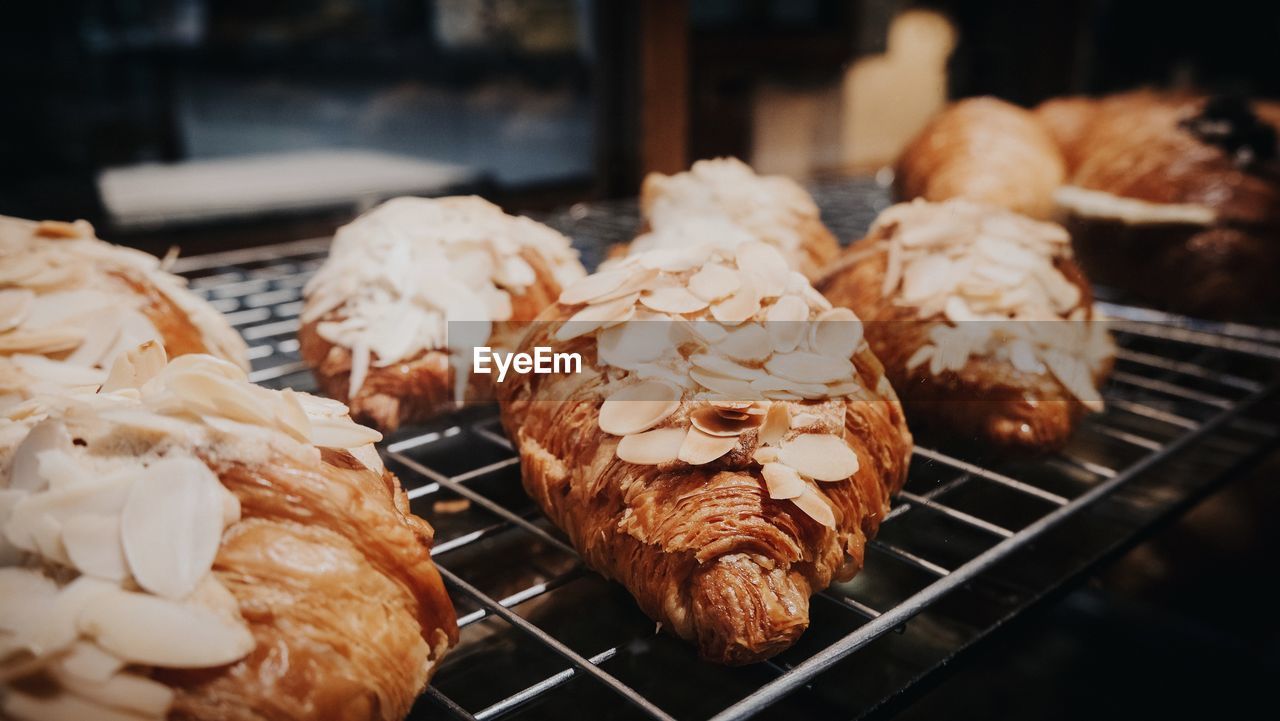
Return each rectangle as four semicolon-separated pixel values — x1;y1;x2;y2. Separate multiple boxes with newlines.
497;242;912;664
0;215;248;411
299;196;585;431
1049;93;1280;317
894;97;1066;219
818;199;1114;455
637;157;841;280
898;92;1280;318
0;344;457;721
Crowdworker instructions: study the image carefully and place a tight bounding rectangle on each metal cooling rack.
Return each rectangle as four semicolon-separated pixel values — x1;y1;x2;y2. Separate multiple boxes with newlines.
171;178;1280;721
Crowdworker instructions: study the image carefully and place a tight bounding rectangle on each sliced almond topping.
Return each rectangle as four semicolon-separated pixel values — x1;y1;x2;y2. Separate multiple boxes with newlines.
710;399;754;410
121;457;225;600
809;307;863;361
639;286;709;314
62;514;128;582
688;263;741;301
3;689;155;721
765;351;855;385
51;668;176;718
689;353;767;382
689;369;757;398
616;428;685;465
0;288;35;332
778;433;860;481
637;245;711;272
308;415;382;449
715;323;772;362
677;427;739;465
101;340;169;393
554;292;639;341
8;419;73;492
598;380;682;435
758;402;790;446
598;320;670;368
56;641;125;684
791;484;836;529
690;406;763;437
762;462;805;499
752;446;780;464
765;294;808;353
79;586;255;668
710;283;761;326
735;242;790;298
558;269;631;305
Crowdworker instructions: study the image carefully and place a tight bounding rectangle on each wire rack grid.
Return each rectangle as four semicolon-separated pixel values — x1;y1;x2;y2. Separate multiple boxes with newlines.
170;179;1280;721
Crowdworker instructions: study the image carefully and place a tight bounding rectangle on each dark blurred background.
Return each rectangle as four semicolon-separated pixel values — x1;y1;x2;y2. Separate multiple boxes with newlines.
2;0;1278;251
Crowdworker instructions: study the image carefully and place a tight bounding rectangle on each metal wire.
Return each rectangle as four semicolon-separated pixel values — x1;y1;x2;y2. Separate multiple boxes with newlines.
173;178;1280;721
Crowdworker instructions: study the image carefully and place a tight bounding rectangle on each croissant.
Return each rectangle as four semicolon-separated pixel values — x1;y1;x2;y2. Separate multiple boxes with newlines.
498;243;912;664
0;215;248;410
299;196;585;431
818;199;1113;455
1049;93;1280;317
0;345;457;721
894;97;1066;219
637;157;841;280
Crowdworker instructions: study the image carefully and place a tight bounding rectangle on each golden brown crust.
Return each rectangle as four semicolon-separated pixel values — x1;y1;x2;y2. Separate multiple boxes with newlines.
497;305;912;665
1069;95;1280;227
301;246;565;431
159;448;458;721
818;235;1109;455
894;97;1066;219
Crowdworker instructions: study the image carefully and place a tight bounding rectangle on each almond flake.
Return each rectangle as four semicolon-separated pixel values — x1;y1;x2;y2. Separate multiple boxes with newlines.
616;428;685;464
778;433;860;481
765;352;855;385
791;485;836;529
758;403;790;445
636;246;711;272
761;462;805;499
598;380;682;435
56;641;125;683
715;323;772;362
765;294;809;353
308;415;382;448
688;263;741;301
690;406;763;437
689;353;767;382
79;586;254;668
9;419;73;492
809;307;863;361
3;689;154;721
752;446;780;464
677;427;739;465
121;457;225;600
558;269;631;305
639;286;708;314
62;514;128;582
735;242;790;298
710;284;761;326
0;288;35;332
689;369;757;398
598;321;670;368
554;292;639;341
52;668;176;717
101;340;168;393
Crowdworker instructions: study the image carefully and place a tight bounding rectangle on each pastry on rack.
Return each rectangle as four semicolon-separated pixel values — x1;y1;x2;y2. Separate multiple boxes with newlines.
1050;93;1280;317
498;243;912;664
0;215;248;410
0;344;457;721
894;97;1066;219
637;157;840;280
299;196;585;431
818;199;1113;455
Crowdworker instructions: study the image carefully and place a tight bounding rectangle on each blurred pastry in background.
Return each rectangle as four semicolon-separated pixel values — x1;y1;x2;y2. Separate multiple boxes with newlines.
894;97;1066;219
819;199;1113;455
0;346;457;721
498;242;912;664
1050;93;1280;318
0;216;248;410
636;157;840;280
299;196;585;431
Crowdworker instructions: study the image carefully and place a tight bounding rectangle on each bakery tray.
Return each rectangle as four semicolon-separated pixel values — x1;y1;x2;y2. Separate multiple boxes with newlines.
171;178;1280;721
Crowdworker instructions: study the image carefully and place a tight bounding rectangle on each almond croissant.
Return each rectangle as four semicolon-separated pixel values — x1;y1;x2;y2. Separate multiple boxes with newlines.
498;243;911;664
0;346;457;721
